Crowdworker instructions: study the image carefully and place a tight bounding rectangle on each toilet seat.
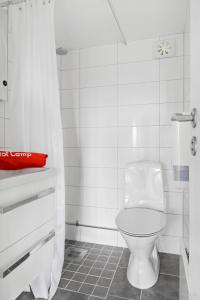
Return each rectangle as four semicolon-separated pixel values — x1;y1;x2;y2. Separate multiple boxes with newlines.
116;207;166;237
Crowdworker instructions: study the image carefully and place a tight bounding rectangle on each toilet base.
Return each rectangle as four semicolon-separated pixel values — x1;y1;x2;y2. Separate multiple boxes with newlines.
121;232;160;289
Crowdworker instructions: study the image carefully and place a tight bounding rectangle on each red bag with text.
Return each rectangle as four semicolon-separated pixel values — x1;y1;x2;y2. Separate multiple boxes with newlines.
0;151;48;170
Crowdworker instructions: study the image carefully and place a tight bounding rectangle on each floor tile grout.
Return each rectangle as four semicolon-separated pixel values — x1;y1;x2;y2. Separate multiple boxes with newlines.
103;247;124;299
60;240;180;300
63;242;123;298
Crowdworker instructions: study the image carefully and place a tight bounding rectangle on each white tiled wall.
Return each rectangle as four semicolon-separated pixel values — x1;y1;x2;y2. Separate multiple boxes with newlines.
60;34;184;254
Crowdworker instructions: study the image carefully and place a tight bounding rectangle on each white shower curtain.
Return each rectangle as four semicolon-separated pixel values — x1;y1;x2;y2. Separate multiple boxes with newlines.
9;1;65;299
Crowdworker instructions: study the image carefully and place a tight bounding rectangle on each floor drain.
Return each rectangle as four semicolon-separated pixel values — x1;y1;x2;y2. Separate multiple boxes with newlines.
65;247;88;263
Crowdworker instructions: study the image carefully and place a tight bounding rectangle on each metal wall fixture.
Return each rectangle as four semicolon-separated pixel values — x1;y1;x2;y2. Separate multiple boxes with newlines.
66;221;118;232
171;108;198;128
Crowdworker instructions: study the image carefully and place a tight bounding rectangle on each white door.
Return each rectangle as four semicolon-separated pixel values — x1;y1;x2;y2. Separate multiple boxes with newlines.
189;1;200;299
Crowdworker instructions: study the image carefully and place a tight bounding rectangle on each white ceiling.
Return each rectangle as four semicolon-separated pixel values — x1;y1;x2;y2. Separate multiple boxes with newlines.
55;0;188;51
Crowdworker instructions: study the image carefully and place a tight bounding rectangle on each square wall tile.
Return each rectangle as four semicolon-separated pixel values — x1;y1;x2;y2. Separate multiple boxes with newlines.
119;104;159;126
80;128;117;148
80;227;118;246
80;45;117;68
118;148;159;168
160;57;183;80
80;107;117;127
80;148;117;168
80;86;117;108
118;126;159;147
66;186;118;209
80;65;117;88
119;60;159;84
80;167;117;189
118;82;159;105
160;79;183;103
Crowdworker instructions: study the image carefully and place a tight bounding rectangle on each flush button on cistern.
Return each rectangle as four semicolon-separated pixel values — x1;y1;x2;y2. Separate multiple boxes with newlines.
191;136;197;156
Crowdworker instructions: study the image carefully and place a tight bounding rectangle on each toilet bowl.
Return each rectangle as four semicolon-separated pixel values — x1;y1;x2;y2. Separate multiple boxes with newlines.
116;161;166;289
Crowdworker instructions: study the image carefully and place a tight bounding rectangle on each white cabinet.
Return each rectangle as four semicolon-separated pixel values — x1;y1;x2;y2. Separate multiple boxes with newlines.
0;168;56;300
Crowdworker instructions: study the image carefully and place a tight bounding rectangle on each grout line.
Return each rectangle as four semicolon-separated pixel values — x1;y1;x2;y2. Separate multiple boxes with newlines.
63;165;173;171
158;36;161;162
67;248;96;292
77;48;81;242
116;41;120;227
62;124;161;129
90;245;117;298
159;272;179;278
61;100;183;110
60;78;184;91
63;146;171;149
60;54;184;72
104;248;124;299
140;290;142;300
63;243;123;298
65;203;183;215
64;184;179;194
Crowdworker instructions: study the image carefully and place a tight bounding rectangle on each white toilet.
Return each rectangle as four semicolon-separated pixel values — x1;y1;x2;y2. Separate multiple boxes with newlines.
116;161;166;289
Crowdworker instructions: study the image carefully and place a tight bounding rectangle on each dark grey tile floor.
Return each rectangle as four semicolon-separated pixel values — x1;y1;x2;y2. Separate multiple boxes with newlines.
17;240;180;300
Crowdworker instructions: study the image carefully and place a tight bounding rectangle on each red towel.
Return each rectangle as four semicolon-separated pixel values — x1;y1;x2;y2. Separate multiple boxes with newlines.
0;151;48;170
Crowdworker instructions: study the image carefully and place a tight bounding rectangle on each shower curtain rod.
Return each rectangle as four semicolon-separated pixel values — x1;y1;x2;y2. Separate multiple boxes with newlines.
107;0;127;45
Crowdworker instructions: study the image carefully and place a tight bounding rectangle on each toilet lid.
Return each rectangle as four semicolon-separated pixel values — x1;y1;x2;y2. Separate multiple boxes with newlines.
116;208;166;236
